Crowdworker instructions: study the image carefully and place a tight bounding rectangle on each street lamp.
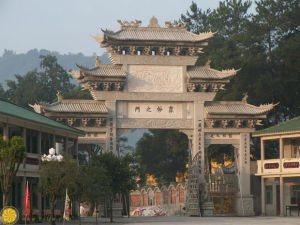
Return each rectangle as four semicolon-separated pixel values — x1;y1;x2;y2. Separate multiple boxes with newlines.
41;148;63;162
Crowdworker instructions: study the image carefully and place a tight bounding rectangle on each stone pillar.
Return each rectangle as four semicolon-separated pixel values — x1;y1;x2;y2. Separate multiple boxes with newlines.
280;176;284;216
3;123;9;141
261;177;265;215
279;138;283;172
261;139;265;173
105;101;117;154
235;133;254;216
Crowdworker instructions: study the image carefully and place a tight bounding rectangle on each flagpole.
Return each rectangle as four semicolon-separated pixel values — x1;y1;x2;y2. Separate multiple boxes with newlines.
25;181;27;225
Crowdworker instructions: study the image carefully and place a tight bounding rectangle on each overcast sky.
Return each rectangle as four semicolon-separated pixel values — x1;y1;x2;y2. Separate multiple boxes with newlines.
0;0;223;56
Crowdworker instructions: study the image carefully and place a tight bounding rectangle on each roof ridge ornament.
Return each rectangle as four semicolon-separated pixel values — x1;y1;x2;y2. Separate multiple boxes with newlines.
148;16;160;28
57;90;63;102
205;60;211;68
117;19;142;28
165;21;187;29
242;92;248;103
95;56;102;67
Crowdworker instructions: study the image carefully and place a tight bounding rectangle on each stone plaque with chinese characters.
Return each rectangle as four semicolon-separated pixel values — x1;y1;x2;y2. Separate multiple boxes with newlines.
128;102;183;119
127;65;183;93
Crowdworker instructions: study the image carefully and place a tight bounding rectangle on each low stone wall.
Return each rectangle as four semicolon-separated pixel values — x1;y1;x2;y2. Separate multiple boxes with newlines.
130;183;187;216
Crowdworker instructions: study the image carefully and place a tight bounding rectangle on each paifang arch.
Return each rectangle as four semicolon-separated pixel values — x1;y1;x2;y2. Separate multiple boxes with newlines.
34;17;275;216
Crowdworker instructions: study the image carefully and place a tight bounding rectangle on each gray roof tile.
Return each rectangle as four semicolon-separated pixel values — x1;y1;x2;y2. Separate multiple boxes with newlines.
41;101;108;113
205;101;274;115
101;27;214;42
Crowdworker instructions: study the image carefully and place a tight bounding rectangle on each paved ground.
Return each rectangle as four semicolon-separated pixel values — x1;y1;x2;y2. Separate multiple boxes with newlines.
17;216;300;225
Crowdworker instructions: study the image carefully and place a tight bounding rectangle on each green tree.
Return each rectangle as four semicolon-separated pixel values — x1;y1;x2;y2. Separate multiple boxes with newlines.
135;130;188;185
39;153;79;225
0;136;26;207
39;55;75;102
3;55;91;107
62;86;93;100
89;152;136;222
0;84;5;98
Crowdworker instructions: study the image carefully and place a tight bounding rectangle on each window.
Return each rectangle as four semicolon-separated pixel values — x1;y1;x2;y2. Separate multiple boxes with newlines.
26;129;38;153
291;185;300;204
41;133;53;154
291;140;300;158
266;185;273;204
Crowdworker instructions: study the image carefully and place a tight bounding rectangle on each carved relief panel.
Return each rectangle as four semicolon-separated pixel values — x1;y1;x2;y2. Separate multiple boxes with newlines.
127;65;183;93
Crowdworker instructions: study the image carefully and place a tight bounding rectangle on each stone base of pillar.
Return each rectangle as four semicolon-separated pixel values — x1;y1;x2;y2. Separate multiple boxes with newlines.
235;194;255;216
200;202;214;216
112;202;122;218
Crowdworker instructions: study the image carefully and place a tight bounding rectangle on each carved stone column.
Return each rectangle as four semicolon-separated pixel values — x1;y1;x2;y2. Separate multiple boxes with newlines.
235;133;254;216
105;101;117;154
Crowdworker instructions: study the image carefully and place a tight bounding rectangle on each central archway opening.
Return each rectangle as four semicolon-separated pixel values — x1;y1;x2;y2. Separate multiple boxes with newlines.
120;129;189;216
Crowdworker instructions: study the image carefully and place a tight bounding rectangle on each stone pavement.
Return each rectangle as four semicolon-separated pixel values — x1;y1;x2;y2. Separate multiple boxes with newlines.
17;216;300;225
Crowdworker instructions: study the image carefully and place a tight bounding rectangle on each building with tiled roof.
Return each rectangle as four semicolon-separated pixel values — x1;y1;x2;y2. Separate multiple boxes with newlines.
253;117;300;216
0;99;84;213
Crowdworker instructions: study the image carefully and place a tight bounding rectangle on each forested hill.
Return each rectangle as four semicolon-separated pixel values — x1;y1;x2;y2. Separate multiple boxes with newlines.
0;49;110;86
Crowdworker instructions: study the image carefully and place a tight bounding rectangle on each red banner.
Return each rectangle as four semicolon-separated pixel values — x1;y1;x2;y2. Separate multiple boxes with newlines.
24;181;30;218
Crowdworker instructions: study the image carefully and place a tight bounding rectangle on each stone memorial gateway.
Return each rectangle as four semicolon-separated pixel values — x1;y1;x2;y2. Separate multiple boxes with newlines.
34;17;275;216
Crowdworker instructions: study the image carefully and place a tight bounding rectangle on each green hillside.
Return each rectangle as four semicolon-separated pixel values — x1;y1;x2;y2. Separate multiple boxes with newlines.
0;49;110;87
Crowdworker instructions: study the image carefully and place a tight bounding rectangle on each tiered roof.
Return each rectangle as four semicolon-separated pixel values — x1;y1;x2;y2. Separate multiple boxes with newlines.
95;17;214;47
205;101;275;116
100;27;214;43
76;64;127;78
35;100;107;114
187;62;238;80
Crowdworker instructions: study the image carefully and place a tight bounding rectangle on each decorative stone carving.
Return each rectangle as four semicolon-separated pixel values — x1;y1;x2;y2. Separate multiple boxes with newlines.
117;118;193;129
165;21;185;28
96;118;106;127
117;19;142;28
174;46;181;56
188;47;195;56
159;47;166;56
187;83;196;92
204;119;262;129
143;46;151;55
205;119;215;128
95;56;102;67
200;83;208;91
127;65;183;93
129;46;136;55
67;118;75;126
221;120;228;128
234;120;242;128
148;16;160;28
82;118;88;127
248;119;255;128
186;82;228;92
